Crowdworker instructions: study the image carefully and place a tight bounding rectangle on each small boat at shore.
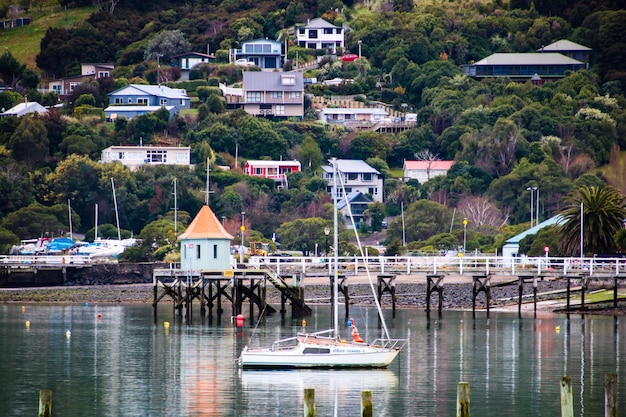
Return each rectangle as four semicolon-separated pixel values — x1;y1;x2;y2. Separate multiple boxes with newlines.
238;158;406;369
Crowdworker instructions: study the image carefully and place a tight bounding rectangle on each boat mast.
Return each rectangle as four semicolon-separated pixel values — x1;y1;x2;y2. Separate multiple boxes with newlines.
111;178;121;241
172;177;178;234
95;204;99;240
68;199;73;240
331;158;339;337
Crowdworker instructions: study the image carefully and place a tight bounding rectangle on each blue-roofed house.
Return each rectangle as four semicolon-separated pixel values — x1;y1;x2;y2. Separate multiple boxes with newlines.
232;39;283;69
501;215;565;258
320;159;383;203
104;84;190;121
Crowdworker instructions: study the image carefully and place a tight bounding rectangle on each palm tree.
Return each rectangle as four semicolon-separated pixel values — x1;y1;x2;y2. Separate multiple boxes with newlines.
559;186;626;256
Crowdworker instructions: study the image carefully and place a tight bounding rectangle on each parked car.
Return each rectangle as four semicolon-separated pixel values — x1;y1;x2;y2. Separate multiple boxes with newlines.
235;58;255;67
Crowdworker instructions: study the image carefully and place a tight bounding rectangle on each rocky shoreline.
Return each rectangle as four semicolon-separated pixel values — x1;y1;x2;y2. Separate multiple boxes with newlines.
1;278;624;315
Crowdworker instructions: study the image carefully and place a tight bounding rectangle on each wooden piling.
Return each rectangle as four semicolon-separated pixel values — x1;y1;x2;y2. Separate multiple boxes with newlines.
38;389;52;417
361;390;373;417
472;275;491;318
605;374;618;417
426;274;444;317
377;275;397;317
560;376;573;417
304;388;315;417
456;382;470;417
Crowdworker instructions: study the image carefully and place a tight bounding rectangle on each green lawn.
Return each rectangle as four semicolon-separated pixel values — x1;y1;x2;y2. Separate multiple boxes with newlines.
1;5;95;69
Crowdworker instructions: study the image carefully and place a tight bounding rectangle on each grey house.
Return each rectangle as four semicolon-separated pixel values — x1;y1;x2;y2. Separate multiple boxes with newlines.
105;84;190;121
242;72;304;118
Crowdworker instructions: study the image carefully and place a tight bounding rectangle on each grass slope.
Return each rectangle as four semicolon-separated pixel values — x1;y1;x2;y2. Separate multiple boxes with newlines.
0;5;95;69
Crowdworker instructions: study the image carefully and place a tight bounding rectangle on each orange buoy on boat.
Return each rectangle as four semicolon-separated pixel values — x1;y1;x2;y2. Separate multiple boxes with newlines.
350;318;364;343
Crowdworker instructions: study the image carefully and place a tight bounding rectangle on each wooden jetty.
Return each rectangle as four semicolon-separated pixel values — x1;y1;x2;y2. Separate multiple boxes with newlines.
152;268;312;321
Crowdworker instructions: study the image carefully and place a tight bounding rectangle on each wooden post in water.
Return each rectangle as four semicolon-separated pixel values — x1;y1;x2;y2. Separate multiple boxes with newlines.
560;376;573;417
361;390;373;417
304;388;315;417
456;382;470;417
605;373;618;417
38;389;52;417
426;274;444;317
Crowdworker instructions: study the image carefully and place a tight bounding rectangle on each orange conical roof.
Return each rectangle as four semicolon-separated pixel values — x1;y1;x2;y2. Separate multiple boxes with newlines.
178;205;234;240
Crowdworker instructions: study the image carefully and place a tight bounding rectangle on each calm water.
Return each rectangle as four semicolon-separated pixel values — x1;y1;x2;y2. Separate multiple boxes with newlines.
0;302;624;417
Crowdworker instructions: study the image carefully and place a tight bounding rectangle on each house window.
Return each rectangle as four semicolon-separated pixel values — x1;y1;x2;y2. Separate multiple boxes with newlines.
254;167;263;175
275;105;285;115
362;173;373;181
272;91;283;99
281;75;296;85
52;85;61;93
98;71;109;78
369;187;376;195
69;82;79;91
290;91;301;99
213;244;217;259
299;28;305;35
118;152;125;160
146;150;167;163
309;29;318;39
347;173;358;181
137;98;148;105
196;245;201;259
324;28;333;34
114;98;123;104
246;92;261;103
160;98;167;106
127;98;132;103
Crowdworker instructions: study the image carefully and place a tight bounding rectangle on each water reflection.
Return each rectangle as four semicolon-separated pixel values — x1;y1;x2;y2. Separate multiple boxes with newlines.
0;304;624;417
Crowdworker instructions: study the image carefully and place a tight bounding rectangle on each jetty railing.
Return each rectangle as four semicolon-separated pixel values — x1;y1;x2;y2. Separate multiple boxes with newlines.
247;255;626;277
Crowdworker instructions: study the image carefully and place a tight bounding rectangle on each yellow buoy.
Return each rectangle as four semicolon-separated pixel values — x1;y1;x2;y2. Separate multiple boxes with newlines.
555;326;561;334
25;321;30;328
164;321;170;329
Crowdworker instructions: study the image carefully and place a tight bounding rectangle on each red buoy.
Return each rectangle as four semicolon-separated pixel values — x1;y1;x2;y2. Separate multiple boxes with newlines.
236;314;244;327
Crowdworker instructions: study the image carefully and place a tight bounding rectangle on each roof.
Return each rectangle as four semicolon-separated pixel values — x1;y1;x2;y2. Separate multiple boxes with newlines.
104;105;175;112
243;72;303;92
320;108;388;115
1;101;48;117
178;205;234;240
539;40;591;52
242;38;282;45
337;191;373;209
321;159;380;175
108;84;189;100
103;145;190;152
245;160;301;167
504;215;564;245
403;160;455;171
172;52;215;59
473;53;584;66
303;18;339;29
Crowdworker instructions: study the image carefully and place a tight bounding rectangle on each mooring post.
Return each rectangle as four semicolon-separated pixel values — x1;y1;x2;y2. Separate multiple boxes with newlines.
361;390;373;417
560;376;573;417
304;388;315;417
533;276;538;318
605;373;618;417
426;274;444;317
580;274;588;310
38;389;52;417
456;382;470;417
566;276;571;310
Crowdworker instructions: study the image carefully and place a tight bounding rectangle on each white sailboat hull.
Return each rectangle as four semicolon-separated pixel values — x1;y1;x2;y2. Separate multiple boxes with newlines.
239;334;403;369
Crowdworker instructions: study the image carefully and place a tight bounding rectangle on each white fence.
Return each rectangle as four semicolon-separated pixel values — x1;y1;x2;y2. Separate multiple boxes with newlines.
248;255;626;277
0;255;92;266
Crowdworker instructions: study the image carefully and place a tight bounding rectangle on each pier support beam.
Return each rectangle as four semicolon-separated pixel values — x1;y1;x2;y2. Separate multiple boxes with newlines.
377;275;397;317
472;275;491;319
426;274;444;318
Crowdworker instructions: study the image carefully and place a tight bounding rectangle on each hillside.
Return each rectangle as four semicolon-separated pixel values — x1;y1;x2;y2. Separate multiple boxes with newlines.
0;5;95;69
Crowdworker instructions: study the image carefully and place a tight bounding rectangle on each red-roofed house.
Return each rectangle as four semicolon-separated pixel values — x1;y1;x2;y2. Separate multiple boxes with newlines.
403;160;455;183
244;160;301;189
178;205;234;271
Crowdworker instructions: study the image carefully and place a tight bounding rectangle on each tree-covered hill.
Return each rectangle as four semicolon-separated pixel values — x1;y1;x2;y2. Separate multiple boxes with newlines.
1;0;626;260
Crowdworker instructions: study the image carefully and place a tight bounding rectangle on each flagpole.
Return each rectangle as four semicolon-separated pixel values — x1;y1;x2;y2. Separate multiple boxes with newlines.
579;201;583;259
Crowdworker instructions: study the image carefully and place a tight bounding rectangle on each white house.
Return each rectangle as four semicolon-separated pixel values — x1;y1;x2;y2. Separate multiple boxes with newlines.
318;107;388;126
178;205;234;271
0;101;48;118
321;159;383;203
100;145;191;170
403;160;455;183
296;18;344;53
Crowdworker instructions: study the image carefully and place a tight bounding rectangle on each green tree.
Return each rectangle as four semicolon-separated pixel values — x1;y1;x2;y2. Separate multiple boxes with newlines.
349;131;391;160
276;217;331;255
145;30;192;63
298;135;323;173
8;117;48;168
558;186;626;256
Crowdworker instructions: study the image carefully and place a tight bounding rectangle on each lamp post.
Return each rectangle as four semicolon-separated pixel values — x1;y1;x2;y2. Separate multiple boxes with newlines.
358;39;362;58
324;226;330;255
401;201;406;247
463;218;468;255
526;187;537;227
239;211;245;264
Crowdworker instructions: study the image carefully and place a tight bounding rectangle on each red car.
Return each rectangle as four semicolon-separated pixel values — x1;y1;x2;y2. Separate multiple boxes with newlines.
341;54;359;62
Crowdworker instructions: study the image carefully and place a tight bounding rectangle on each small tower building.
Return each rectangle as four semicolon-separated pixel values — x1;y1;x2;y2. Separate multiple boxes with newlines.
178;205;234;271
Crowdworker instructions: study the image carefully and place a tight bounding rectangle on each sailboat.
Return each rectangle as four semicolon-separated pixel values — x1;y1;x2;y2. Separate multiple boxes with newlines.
238;158;406;368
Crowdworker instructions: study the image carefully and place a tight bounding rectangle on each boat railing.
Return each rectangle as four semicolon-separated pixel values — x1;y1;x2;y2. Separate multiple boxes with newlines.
369;338;408;351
